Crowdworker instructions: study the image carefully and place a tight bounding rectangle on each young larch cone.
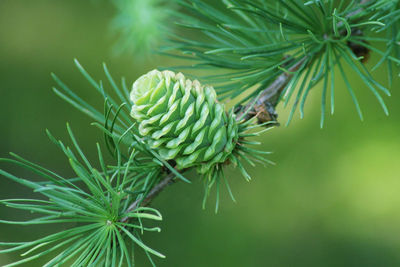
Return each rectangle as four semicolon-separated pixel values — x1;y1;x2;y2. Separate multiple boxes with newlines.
130;70;239;173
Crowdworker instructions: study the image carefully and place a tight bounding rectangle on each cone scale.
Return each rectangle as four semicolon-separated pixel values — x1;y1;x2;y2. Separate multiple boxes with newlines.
130;70;239;173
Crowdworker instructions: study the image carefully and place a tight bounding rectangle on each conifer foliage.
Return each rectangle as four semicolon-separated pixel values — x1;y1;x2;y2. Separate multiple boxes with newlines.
0;0;399;266
168;0;399;125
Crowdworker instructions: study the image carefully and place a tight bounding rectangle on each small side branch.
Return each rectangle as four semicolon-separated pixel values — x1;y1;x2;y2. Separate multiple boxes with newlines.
237;56;307;124
121;173;176;223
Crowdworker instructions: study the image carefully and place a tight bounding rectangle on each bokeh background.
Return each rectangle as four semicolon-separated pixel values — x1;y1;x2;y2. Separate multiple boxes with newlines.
1;1;400;266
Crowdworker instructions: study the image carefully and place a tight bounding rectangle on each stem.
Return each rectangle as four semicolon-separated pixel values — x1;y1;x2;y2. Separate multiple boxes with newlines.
345;0;370;19
121;173;176;223
237;56;308;124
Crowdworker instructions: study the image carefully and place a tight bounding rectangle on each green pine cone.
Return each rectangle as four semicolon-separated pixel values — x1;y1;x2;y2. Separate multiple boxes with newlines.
130;70;239;173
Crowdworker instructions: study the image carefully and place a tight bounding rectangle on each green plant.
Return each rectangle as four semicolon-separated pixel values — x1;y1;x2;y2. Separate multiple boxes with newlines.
110;0;175;56
166;0;399;126
0;125;165;266
1;0;399;266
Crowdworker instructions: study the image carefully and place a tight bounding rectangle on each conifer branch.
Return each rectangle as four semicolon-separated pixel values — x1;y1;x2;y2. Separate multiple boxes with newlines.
1;0;398;265
122;0;375;212
236;0;374;126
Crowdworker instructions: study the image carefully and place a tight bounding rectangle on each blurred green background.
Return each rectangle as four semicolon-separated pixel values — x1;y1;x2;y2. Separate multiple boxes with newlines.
1;1;400;266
